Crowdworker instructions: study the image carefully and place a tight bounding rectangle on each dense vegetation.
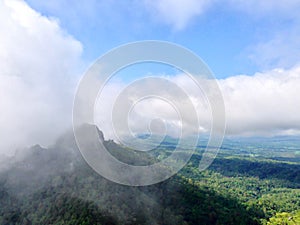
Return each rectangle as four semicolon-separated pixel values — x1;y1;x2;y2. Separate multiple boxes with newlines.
0;126;299;224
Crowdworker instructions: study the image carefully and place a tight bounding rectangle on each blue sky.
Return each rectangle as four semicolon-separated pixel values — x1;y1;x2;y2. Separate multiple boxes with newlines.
25;0;300;78
1;0;300;153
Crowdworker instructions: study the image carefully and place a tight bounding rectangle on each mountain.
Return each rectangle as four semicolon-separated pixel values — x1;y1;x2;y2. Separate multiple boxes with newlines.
0;124;299;224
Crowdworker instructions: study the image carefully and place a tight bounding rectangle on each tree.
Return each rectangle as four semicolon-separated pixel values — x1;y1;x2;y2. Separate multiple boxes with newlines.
267;210;300;225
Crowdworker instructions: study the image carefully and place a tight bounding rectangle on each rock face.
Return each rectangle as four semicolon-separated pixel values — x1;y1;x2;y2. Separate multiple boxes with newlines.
76;123;105;142
55;123;105;151
74;123;105;149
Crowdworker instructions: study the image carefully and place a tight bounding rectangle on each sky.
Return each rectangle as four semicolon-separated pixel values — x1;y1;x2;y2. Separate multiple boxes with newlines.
1;0;300;154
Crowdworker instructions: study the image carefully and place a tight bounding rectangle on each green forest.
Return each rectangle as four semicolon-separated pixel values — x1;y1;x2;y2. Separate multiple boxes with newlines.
0;127;299;225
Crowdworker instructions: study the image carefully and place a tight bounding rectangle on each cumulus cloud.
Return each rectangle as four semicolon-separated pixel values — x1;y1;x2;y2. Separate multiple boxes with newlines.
0;0;82;155
220;66;300;136
1;0;299;157
94;66;300;140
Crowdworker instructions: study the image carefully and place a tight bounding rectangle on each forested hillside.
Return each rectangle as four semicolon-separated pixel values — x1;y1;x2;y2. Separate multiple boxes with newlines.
0;126;299;225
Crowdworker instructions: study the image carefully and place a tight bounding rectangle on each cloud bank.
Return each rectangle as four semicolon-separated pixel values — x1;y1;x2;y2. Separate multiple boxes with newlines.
0;0;82;154
95;66;300;140
220;66;300;136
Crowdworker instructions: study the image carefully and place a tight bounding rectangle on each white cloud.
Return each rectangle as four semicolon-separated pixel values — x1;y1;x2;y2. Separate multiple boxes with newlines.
220;66;300;136
94;74;211;141
1;0;300;156
144;0;213;30
94;66;300;140
0;0;82;155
